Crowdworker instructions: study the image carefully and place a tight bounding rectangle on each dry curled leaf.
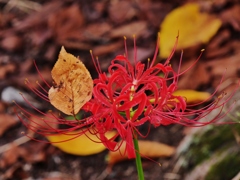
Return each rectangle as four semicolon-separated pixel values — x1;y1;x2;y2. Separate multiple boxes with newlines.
159;3;222;58
108;140;175;165
46;129;116;156
48;47;93;115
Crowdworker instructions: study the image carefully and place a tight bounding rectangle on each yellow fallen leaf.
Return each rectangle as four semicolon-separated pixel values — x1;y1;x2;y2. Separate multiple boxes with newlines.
49;47;93;115
107;140;175;165
173;89;211;104
159;3;222;58
46;129;116;156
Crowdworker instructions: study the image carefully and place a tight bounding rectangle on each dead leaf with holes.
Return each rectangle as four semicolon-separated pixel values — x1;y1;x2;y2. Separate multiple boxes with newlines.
48;47;93;115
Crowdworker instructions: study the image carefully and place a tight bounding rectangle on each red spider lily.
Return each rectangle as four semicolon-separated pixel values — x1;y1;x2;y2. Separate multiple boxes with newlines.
15;35;237;159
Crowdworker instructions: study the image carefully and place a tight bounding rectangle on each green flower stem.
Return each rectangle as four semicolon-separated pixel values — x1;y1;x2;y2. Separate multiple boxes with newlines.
133;137;144;180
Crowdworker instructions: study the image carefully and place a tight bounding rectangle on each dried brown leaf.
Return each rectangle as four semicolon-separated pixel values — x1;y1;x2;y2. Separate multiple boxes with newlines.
20;142;47;163
0;114;18;137
0;141;47;169
48;5;85;43
220;5;240;31
48;47;93;115
0;13;15;28
137;1;171;27
0;162;24;179
92;41;123;56
0;63;16;80
83;22;112;41
109;21;148;39
28;28;52;46
14;1;63;30
205;29;231;59
205;50;240;88
19;59;35;73
177;61;209;90
1;34;23;51
0;144;19;168
108;1;136;24
58;40;92;50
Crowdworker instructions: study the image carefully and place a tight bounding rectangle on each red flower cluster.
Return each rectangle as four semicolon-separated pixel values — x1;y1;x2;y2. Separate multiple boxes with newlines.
16;36;236;158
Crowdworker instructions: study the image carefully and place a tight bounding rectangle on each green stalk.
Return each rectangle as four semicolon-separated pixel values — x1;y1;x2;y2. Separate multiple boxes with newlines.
129;85;144;179
133;137;145;180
